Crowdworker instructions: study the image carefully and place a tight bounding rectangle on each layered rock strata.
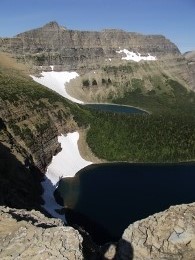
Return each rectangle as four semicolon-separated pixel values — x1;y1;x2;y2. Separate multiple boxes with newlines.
0;21;180;71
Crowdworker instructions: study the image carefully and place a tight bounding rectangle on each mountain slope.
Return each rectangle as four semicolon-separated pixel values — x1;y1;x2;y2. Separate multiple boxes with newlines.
184;51;195;90
1;21;194;94
0;53;87;172
67;59;195;114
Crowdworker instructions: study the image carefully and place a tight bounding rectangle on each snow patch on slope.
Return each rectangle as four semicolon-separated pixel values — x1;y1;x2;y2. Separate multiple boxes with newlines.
31;71;83;103
41;132;92;222
116;49;157;62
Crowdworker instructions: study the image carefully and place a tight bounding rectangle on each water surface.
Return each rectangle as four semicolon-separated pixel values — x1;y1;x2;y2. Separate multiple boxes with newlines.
85;103;148;114
57;162;195;243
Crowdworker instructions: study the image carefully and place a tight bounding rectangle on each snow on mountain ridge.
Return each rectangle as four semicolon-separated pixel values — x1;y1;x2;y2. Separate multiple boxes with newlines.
116;49;157;62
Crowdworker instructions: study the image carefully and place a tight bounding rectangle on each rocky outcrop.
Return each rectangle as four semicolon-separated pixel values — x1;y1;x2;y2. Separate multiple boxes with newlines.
0;21;180;71
184;51;195;62
0;206;84;259
2;201;195;260
116;203;195;260
184;51;195;90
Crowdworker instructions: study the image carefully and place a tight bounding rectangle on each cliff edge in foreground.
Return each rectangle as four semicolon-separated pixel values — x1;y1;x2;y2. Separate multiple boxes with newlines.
116;203;195;260
0;206;84;259
2;203;195;259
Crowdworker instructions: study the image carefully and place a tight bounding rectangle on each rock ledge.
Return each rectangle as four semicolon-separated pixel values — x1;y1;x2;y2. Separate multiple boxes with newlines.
117;203;195;260
0;206;83;259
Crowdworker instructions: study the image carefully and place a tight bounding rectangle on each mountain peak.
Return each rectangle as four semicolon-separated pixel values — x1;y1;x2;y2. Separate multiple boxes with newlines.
42;21;67;31
43;21;59;28
15;21;67;37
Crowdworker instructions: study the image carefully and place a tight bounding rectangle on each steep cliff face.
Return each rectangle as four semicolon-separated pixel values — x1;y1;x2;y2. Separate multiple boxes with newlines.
0;53;81;173
0;53;84;212
0;140;43;210
0;21;180;71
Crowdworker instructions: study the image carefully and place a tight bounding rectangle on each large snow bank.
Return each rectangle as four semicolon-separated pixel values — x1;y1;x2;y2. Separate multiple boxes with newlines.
41;132;92;222
31;71;83;103
116;49;157;62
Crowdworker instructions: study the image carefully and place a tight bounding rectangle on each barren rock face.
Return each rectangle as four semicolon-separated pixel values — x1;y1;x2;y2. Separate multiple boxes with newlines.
0;21;180;71
0;206;84;259
116;203;195;260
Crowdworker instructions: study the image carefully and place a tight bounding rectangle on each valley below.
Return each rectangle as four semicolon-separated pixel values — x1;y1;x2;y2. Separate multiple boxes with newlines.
0;22;195;259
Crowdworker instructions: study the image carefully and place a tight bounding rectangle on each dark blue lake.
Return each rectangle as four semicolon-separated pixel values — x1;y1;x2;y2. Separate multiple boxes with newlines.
84;103;148;114
57;162;195;244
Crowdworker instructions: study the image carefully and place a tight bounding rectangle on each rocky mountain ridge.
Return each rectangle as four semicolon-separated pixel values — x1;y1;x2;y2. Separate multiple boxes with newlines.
2;21;194;100
0;21;180;71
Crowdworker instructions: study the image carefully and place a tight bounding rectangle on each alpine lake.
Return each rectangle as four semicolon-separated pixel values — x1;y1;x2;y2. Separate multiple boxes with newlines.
56;104;195;244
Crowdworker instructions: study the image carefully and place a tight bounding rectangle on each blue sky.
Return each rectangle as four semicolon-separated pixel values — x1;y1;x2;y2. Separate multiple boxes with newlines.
0;0;194;53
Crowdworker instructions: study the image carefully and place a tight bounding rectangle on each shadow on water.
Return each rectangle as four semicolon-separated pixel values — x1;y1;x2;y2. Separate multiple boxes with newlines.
57;162;195;245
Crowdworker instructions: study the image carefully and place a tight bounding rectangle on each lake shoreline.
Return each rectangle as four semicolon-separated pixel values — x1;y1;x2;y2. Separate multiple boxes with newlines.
84;102;151;114
77;128;106;164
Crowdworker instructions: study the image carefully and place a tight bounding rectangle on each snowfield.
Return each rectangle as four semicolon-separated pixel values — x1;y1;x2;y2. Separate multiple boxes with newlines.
116;49;157;62
31;70;92;221
41;132;92;222
31;70;83;103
